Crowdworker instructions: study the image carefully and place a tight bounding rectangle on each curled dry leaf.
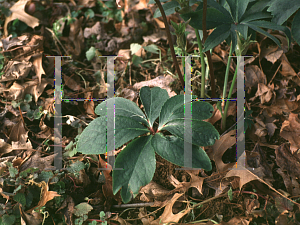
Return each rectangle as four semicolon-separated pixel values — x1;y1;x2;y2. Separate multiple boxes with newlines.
207;129;236;173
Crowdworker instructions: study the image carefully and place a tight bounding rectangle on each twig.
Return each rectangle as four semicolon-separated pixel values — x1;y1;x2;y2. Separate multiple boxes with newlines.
154;0;185;90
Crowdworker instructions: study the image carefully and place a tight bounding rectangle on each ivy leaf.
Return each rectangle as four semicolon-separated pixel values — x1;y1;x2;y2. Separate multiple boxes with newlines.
2;215;16;225
139;86;169;127
152;133;212;171
14;193;26;206
74;203;93;217
162;119;219;147
112;136;156;203
77;116;149;154
67;161;85;173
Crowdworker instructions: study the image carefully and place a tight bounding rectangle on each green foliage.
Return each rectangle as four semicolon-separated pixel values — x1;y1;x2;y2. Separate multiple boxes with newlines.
86;46;96;61
11;94;45;120
13;193;26;206
77;86;219;203
8;19;28;37
97;0;123;23
267;0;300;45
1;214;16;225
227;187;233;201
74;203;93;224
179;0;291;53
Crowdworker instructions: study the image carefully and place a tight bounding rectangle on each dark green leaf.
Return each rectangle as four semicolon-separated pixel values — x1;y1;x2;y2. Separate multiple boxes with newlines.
167;101;214;124
181;8;232;30
267;0;300;25
226;0;250;22
95;97;148;125
14;193;26;206
139;86;169;127
2;215;15;225
243;21;291;48
292;10;300;46
203;24;231;52
152;133;212;170
132;55;143;67
235;23;248;41
158;95;185;128
204;0;233;20
162;119;219;146
112;136;156;203
230;24;238;55
240;11;272;23
67;161;85;173
77;116;149;154
154;1;180;18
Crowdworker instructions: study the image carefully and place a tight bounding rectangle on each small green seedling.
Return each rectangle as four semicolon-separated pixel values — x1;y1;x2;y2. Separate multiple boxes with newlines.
77;86;219;203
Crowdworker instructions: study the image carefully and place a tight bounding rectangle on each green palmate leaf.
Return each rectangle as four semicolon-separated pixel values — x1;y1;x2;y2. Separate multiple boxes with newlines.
162;119;219;146
112;136;156;203
139;86;169;127
291;10;300;46
242;0;271;16
95;97;148;125
242;21;290;48
226;0;250;22
245;20;291;47
152;133;212;171
158;95;184;128
181;7;232;30
153;1;180;18
171;101;214;121
240;11;272;23
267;0;300;25
201;0;233;19
77;116;148;154
235;23;248;42
158;95;198;129
203;24;231;52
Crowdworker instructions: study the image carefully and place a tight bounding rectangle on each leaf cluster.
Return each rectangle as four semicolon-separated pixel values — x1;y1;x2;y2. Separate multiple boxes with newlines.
77;86;220;203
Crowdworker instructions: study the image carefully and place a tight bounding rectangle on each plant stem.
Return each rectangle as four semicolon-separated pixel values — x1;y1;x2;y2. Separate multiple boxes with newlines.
195;29;206;98
202;0;216;98
221;57;240;131
154;0;185;90
222;42;233;109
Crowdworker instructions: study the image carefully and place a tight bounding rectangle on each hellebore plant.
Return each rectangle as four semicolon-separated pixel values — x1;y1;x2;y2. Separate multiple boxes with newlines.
77;86;219;203
152;0;291;131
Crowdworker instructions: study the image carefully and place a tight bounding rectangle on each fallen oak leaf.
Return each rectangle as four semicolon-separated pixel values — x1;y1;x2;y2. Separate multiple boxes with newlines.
3;0;39;37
